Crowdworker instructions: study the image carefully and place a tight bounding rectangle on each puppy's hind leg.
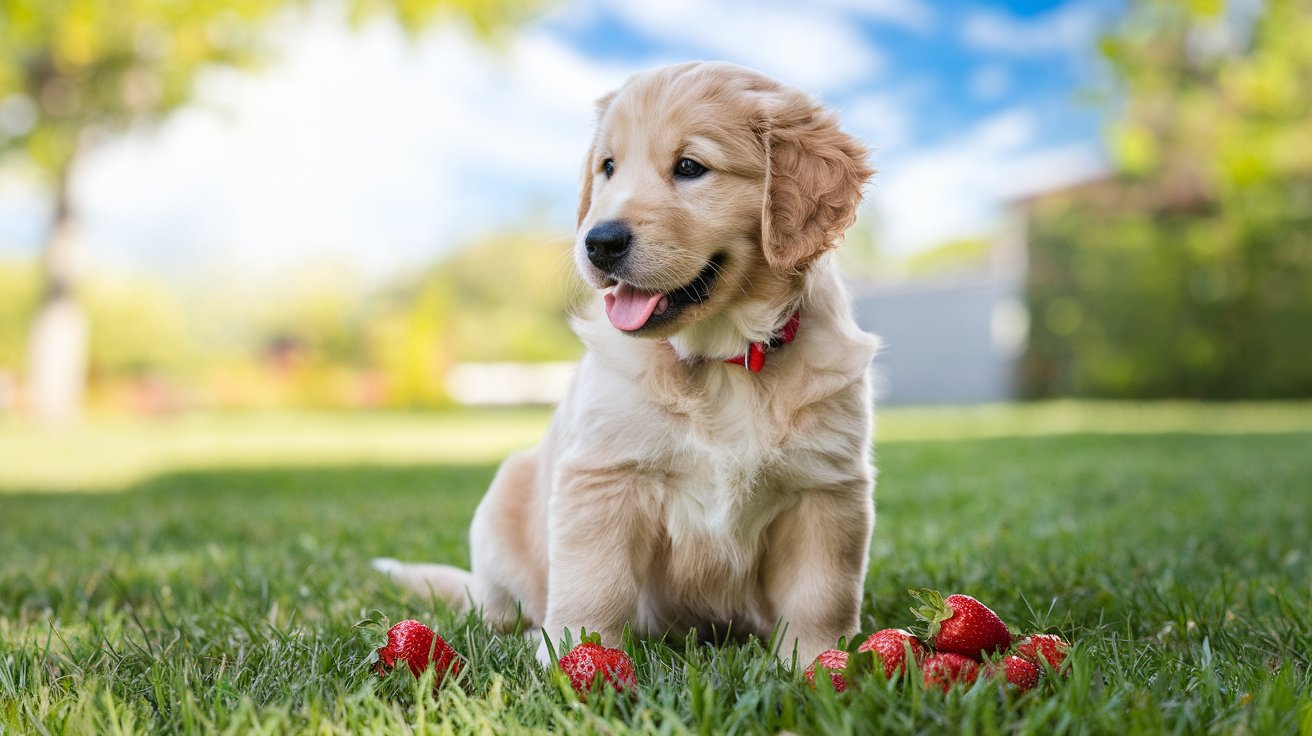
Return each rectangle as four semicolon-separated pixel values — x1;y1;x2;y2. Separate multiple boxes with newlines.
371;558;474;613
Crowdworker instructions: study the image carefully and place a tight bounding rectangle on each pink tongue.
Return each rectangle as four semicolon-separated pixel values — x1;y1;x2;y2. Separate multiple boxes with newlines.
604;283;666;331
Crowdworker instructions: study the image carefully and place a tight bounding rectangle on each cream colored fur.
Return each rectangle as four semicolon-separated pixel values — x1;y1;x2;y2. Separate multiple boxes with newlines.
375;61;879;667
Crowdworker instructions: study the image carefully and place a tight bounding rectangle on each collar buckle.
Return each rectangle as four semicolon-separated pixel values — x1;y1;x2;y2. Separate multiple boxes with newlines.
724;310;801;373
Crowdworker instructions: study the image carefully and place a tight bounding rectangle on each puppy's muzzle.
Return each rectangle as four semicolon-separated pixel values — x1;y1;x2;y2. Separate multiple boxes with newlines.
585;220;631;273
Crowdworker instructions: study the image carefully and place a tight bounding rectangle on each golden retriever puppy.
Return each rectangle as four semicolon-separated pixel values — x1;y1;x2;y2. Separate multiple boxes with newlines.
375;61;878;666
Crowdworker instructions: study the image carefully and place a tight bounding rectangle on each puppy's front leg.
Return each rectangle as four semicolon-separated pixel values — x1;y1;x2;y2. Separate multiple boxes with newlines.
761;480;874;667
536;466;658;665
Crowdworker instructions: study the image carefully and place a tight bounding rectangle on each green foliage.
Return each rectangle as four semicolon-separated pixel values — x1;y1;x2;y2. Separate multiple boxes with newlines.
2;420;1310;732
368;273;454;407
0;0;540;174
903;237;991;277
0;258;39;368
2;0;271;174
432;231;585;363
363;231;582;406
0;259;193;376
83;272;194;375
1024;0;1312;399
261;279;370;365
0;226;584;410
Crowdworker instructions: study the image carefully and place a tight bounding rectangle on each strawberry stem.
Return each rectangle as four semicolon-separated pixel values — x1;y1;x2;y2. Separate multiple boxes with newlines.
908;588;952;643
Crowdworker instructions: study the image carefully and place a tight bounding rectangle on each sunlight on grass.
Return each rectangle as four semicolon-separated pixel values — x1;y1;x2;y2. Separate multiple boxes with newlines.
875;399;1312;441
2;401;1310;492
0;409;551;492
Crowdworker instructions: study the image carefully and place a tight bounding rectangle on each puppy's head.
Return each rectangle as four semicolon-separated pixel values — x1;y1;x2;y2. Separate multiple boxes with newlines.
575;61;872;339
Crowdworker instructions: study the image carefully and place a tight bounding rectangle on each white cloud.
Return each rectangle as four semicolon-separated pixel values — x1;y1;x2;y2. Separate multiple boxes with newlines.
598;0;884;92
872;108;1106;253
967;64;1011;100
814;0;936;34
68;0;894;281
841;93;914;152
961;2;1102;57
71;12;629;280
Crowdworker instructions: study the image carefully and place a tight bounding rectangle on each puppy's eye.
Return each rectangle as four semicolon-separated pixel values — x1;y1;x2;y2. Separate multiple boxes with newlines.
674;158;707;179
602;158;615;178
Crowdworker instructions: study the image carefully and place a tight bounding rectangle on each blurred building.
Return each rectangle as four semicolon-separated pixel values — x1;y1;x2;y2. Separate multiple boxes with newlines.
850;219;1030;405
446;362;577;405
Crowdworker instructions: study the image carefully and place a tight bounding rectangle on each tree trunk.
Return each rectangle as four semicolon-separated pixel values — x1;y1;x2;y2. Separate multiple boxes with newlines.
27;173;88;424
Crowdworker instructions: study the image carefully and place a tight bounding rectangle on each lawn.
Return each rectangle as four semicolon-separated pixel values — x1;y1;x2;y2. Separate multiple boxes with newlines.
2;403;1311;734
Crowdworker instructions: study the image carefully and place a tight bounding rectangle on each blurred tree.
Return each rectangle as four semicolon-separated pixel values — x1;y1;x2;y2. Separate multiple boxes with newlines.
0;0;537;422
437;231;584;364
367;231;582;407
83;272;193;377
903;237;991;278
0;259;39;371
0;258;195;407
370;270;453;407
834;211;883;279
1023;0;1312;398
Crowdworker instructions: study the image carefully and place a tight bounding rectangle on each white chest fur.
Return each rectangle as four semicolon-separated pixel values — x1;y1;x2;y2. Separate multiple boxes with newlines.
659;372;788;545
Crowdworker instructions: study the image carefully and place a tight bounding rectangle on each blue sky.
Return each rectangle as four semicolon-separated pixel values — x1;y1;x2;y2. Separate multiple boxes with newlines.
0;0;1121;283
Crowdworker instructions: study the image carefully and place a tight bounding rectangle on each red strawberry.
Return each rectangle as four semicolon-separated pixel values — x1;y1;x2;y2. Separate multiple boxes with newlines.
985;655;1041;692
922;652;980;692
1016;634;1070;671
376;619;462;682
557;634;638;698
910;589;1011;659
802;649;850;693
856;629;926;679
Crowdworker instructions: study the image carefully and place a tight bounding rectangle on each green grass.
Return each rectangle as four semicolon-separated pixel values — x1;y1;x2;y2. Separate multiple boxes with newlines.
4;401;1310;492
2;405;1311;734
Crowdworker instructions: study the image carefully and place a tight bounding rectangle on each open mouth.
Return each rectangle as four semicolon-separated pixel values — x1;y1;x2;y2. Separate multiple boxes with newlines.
603;253;724;333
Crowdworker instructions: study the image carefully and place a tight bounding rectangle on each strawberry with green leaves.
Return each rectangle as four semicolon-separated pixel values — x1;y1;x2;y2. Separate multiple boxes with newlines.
557;633;638;698
360;616;462;685
910;589;1012;659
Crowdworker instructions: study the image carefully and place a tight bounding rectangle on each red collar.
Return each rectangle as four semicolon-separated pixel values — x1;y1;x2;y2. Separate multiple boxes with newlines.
724;310;801;373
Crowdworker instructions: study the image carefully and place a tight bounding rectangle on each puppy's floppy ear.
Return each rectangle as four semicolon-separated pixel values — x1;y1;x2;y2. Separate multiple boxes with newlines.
577;91;617;229
760;89;873;273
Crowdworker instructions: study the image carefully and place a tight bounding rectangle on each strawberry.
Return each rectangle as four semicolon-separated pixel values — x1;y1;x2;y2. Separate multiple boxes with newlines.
985;655;1041;692
557;634;638;698
856;628;926;679
374;619;462;683
910;589;1011;659
802;649;850;693
921;652;980;692
1016;634;1070;671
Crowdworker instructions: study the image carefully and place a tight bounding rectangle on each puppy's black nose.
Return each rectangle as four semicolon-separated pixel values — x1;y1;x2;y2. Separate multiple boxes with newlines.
585;220;631;272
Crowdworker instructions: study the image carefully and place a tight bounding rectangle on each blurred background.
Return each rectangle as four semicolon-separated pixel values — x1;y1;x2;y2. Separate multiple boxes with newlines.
1;0;1310;487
